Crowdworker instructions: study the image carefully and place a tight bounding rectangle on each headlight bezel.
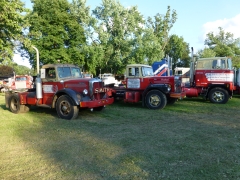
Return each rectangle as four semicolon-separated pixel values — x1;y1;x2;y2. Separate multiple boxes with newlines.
83;89;88;95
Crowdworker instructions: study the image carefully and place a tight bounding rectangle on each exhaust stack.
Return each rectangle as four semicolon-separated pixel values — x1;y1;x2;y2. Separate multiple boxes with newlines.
32;46;42;99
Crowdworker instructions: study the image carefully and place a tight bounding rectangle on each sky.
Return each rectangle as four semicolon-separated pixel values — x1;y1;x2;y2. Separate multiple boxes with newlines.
15;0;240;68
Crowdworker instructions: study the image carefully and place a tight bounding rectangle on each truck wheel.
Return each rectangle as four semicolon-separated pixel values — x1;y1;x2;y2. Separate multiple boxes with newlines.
145;90;167;110
56;95;79;120
208;87;229;104
9;94;25;113
93;106;105;111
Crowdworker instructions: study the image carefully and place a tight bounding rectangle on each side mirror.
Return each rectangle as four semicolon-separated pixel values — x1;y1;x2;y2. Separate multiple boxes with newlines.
40;69;46;78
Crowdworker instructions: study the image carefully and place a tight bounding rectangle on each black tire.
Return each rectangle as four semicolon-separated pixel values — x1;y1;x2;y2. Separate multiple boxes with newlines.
208;87;229;104
145;90;167;110
167;97;177;105
93;106;105;111
9;94;25;113
56;95;79;120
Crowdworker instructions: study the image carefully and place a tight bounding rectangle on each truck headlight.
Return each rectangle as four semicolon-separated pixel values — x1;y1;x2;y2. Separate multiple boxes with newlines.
83;89;88;95
167;85;171;92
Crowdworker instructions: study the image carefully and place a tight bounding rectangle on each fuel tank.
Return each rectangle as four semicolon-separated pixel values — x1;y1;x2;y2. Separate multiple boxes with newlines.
184;87;199;97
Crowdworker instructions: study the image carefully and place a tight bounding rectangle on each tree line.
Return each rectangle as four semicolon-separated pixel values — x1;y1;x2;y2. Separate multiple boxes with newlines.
1;0;240;76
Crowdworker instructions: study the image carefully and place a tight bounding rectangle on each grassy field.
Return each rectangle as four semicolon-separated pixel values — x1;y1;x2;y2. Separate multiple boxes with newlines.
0;93;240;180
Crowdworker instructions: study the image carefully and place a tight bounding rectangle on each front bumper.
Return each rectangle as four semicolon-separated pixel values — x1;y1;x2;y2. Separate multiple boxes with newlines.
169;92;186;99
80;97;114;108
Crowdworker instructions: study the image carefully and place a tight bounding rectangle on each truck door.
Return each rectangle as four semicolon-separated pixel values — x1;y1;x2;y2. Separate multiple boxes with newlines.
42;68;63;105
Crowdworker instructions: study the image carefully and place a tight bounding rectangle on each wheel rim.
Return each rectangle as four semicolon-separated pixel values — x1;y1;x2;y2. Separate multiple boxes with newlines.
212;91;225;102
11;98;18;111
60;101;71;115
149;94;161;107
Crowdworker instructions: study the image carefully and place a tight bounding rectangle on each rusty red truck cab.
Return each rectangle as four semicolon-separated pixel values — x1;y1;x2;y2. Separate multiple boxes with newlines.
5;64;114;120
112;64;186;110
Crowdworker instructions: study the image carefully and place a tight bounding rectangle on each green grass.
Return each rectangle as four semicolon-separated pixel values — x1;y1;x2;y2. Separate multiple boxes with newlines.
0;93;240;179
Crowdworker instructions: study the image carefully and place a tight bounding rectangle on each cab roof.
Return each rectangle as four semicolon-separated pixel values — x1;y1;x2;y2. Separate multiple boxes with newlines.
41;64;79;69
127;64;151;68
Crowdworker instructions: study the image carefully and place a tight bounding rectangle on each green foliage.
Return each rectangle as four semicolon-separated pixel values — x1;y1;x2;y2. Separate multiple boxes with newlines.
14;64;32;75
232;56;240;68
0;63;32;76
204;27;240;67
147;6;177;51
3;0;181;75
91;0;147;74
0;0;27;63
86;2;178;74
0;65;14;77
165;34;190;68
198;47;216;58
70;0;102;75
22;0;86;69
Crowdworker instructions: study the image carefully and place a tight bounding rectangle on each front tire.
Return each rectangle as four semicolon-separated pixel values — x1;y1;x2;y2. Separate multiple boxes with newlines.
145;90;167;110
56;95;79;120
208;87;229;104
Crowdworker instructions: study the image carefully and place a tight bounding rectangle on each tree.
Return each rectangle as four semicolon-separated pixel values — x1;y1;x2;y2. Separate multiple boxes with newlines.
164;34;190;69
22;0;86;69
13;64;32;75
90;1;177;74
146;6;177;52
198;47;216;58
204;27;240;67
91;0;148;74
0;65;14;77
70;0;102;75
0;0;27;63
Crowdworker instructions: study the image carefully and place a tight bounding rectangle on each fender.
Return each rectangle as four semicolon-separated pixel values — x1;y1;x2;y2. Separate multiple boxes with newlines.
55;88;81;106
207;84;232;96
142;84;171;107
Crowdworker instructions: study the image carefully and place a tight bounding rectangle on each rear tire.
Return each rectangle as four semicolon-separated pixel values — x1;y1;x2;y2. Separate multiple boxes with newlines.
145;90;167;110
56;95;79;120
208;87;229;104
9;94;26;113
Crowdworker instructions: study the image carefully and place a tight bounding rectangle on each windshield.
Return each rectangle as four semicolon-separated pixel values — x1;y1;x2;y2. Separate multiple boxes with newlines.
196;58;231;70
16;77;27;81
142;67;154;77
57;67;82;78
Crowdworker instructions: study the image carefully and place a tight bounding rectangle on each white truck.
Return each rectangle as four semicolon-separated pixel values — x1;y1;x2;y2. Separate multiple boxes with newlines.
99;73;120;87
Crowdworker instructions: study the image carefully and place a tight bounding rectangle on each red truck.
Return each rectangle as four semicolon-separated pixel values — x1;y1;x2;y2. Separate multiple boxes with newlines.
112;64;186;109
11;75;33;90
184;48;240;103
5;63;114;120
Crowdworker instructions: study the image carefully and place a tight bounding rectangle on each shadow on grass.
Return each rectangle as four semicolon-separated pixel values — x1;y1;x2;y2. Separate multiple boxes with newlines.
9;99;240;180
0;104;8;110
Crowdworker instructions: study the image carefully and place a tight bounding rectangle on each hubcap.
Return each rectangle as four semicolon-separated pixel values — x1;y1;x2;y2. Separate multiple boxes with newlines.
149;95;161;107
212;91;224;102
60;101;70;115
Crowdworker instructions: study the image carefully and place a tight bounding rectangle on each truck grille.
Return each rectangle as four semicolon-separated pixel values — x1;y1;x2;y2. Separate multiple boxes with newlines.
174;76;183;93
89;79;107;99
